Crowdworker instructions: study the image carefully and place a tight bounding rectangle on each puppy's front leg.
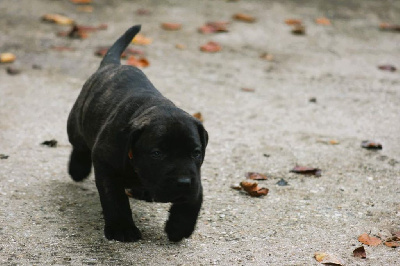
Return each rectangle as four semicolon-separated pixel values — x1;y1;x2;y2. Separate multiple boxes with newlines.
93;160;141;242
165;190;203;242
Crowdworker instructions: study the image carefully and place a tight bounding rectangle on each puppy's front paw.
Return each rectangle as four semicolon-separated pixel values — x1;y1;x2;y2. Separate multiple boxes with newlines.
165;217;195;242
104;224;142;242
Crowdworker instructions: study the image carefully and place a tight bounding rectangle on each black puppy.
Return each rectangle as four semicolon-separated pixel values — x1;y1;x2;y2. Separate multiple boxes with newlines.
67;25;208;242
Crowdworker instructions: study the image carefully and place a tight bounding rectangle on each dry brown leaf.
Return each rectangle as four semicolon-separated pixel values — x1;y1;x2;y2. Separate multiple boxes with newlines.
200;41;221;53
285;19;302;25
379;23;400;32
161;23;182;31
245;172;267;180
260;53;274;61
241;88;255;92
290;166;321;177
136;8;152;15
353;246;366;258
315;17;331;25
42;14;74;25
233;13;256;23
230;184;242;190
0;53;16;63
70;0;92;3
193;112;204;122
132;34;152;45
126;56;150;68
314;252;344;265
175;44;186;50
384;241;400;248
198;21;229;34
76;5;93;13
361;140;382;150
378;64;396;72
292;25;306;35
240;180;269;197
358;233;382;246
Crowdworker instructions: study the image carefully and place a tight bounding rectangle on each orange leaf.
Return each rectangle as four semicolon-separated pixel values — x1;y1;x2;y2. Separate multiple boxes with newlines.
285;19;302;25
245;172;267;180
126;56;150;68
70;0;92;3
384;241;400;248
161;23;182;31
193;112;204;122
0;53;16;63
315;17;331;25
240;181;269;197
379;23;400;32
132;34;152;45
200;41;221;53
260;53;274;61
358;233;382;246
314;252;344;265
233;13;256;23
198;21;229;34
42;14;74;25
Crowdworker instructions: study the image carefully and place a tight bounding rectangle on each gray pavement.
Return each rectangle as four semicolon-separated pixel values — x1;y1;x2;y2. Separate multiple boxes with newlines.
1;0;399;265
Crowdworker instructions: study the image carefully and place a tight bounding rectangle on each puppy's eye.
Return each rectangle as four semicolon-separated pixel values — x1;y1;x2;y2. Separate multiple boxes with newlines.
150;150;162;159
191;149;202;159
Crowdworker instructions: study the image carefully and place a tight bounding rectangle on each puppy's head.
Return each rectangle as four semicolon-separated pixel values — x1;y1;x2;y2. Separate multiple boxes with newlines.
127;106;208;203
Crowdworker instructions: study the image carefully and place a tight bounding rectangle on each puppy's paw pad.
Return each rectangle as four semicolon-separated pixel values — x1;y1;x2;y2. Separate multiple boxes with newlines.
104;225;142;242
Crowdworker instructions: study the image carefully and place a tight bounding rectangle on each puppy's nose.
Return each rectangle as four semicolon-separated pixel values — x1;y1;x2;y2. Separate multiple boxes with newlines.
177;177;192;188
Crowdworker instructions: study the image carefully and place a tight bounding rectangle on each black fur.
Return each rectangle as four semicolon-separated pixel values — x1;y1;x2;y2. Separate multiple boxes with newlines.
67;25;208;242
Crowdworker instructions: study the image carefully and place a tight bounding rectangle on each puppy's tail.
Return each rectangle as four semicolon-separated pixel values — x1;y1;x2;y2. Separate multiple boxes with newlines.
99;25;141;68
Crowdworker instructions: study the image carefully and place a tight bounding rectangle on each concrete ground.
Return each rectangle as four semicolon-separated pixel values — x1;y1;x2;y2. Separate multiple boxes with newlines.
0;0;399;265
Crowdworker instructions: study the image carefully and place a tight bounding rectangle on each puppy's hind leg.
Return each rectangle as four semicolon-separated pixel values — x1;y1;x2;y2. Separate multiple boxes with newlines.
68;148;92;181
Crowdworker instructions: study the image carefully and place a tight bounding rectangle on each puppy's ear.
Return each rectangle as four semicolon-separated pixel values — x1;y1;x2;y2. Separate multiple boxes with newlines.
123;111;153;160
196;122;208;163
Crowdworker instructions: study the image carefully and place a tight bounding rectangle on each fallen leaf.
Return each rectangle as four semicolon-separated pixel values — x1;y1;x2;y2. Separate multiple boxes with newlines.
379;23;400;32
95;47;143;58
76;5;93;13
384;241;400;248
358;233;382;246
0;53;16;63
75;24;108;32
315;17;331;25
276;178;288;186
51;45;76;52
0;154;9;159
361;140;382;150
233;13;256;23
136;8;152;15
42;14;74;25
292;24;306;35
161;23;182;31
41;139;58;148
132;34;152;45
285;19;302;25
198;21;229;34
193;112;204;122
70;0;92;3
241;88;255;92
329;140;339;145
58;25;88;39
6;67;21;75
175;43;186;50
353;246;366;258
290;166;321;177
314;252;344;265
260;53;274;61
200;41;221;53
126;56;150;68
240;180;269;197
378;65;396;72
245;172;267;180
